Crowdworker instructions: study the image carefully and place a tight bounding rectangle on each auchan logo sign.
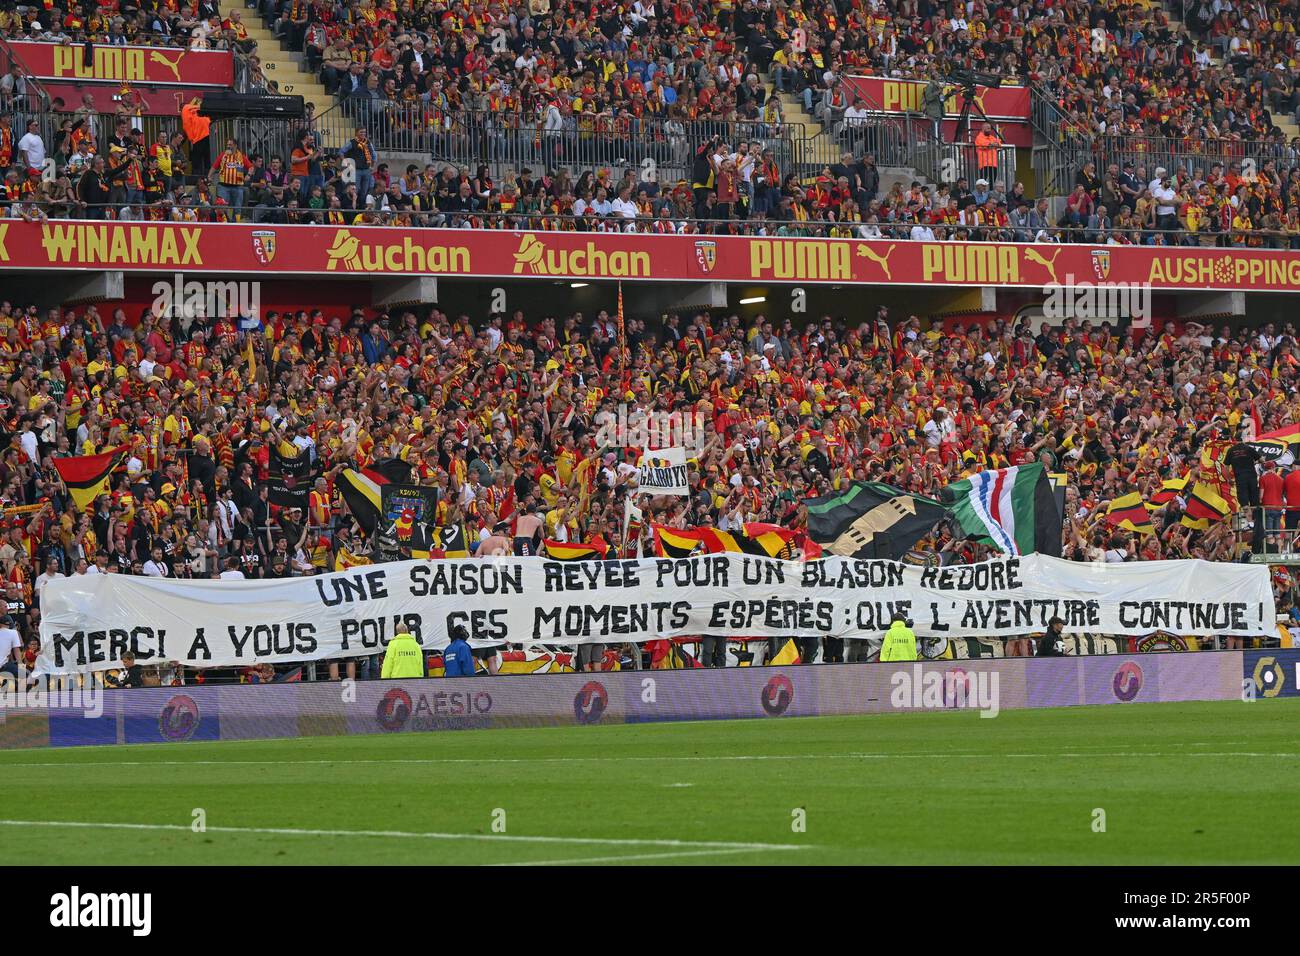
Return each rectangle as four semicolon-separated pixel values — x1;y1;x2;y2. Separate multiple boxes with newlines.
323;229;471;273
510;234;651;277
1146;254;1300;287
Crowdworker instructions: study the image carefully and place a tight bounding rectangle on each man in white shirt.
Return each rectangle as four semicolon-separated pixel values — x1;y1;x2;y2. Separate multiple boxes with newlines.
19;424;38;465
1103;540;1129;562
216;493;238;542
193;13;220;45
514;46;539;72
1150;169;1178;234
142;546;170;577
610;185;638;219
219;557;246;580
16;120;45;170
459;470;480;510
291;424;318;463
922;407;956;448
483;315;504;352
33;559;63;603
842;101;870;128
1147;166;1166;193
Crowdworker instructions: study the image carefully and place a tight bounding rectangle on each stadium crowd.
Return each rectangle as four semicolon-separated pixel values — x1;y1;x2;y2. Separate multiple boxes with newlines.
4;0;1297;149
0;0;1293;244
0;297;1296;678
0;0;255;51
1047;0;1300;147
5;111;1300;247
0;0;1297;679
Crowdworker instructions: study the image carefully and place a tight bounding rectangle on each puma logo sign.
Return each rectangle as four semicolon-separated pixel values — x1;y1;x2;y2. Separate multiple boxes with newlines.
856;243;897;281
1025;246;1063;284
149;50;185;83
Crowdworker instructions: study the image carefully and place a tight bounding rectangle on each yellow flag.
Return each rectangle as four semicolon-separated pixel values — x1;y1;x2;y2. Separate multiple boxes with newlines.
334;547;371;571
770;639;801;666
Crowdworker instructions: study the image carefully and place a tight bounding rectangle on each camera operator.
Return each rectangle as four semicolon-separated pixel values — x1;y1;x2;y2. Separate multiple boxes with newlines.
923;68;946;140
1037;616;1066;657
442;624;475;677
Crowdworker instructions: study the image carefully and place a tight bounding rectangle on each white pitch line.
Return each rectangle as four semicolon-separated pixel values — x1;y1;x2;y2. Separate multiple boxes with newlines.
0;751;1297;770
490;847;767;866
999;752;1300;759
0;819;808;852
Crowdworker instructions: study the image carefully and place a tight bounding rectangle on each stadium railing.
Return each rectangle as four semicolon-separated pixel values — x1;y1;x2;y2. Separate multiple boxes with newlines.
1029;87;1085;197
12;203;1300;248
799;101;1019;195
299;104;814;186
87;99;1016;196
1061;132;1300;179
1236;507;1300;563
1029;84;1300;194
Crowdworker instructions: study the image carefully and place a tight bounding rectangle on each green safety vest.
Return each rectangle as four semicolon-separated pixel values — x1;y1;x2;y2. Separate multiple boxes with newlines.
380;632;426;678
879;621;918;662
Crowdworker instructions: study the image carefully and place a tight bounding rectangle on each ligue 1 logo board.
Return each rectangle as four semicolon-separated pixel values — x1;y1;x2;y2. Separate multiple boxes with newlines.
574;681;608;724
158;694;201;741
761;674;794;716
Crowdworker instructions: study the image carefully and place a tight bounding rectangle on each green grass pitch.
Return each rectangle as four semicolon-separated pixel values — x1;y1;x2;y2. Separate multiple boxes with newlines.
0;699;1297;865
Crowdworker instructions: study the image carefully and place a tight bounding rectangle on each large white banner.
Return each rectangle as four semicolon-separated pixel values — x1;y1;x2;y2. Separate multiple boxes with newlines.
636;447;689;495
36;555;1272;675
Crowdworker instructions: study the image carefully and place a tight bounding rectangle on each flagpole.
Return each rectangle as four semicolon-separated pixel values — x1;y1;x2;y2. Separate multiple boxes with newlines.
617;281;628;397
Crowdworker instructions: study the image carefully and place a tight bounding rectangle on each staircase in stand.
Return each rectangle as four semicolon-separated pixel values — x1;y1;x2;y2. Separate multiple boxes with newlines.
241;13;331;115
762;68;926;186
1163;2;1298;142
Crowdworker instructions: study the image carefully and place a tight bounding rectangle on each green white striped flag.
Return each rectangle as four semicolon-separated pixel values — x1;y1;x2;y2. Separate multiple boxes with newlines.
940;463;1062;556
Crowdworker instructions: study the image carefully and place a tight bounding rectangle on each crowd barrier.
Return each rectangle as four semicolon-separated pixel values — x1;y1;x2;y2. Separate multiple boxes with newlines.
0;650;1292;750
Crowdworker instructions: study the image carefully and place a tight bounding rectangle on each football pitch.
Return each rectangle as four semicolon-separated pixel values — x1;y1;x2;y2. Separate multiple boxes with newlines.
0;698;1296;866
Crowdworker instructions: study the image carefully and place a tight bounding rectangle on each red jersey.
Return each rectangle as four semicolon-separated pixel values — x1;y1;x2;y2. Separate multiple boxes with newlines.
1260;469;1285;507
1284;469;1300;508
